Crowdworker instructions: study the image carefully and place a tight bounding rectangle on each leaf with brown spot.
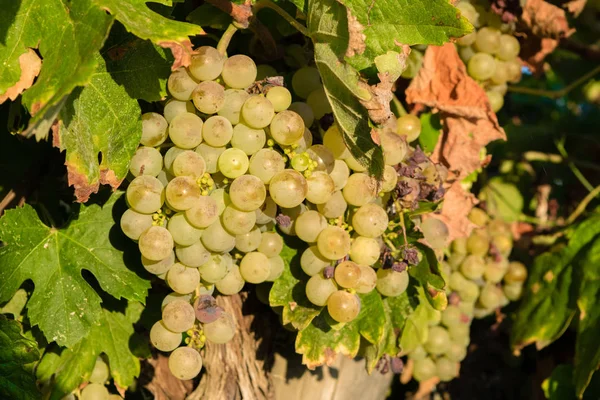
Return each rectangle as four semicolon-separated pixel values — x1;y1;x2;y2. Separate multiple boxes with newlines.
0;50;41;104
345;8;367;58
521;0;575;39
205;0;253;28
406;44;506;179
159;39;194;71
426;183;477;242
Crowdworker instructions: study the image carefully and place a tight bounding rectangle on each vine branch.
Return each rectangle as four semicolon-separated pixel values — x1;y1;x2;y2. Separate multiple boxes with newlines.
565;185;600;225
508;65;600;99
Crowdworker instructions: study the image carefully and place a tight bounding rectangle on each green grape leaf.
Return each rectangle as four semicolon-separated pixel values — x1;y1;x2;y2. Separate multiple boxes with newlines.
37;302;144;399
410;244;447;310
356;290;386;344
307;0;384;179
187;3;233;30
399;287;436;353
56;52;142;202
93;0;203;69
102;23;174;102
0;289;28;319
480;177;524;223
269;241;322;330
0;0;114;140
0;193;150;347
542;364;600;400
0;316;41;400
418;113;442;153
574;236;600;397
338;0;473;71
512;215;600;351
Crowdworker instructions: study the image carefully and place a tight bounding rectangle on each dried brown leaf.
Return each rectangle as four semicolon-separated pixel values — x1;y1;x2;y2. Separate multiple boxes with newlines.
564;0;587;16
431;182;478;242
406;44;506;179
0;49;42;104
521;0;575;39
520;37;558;73
159;39;194;71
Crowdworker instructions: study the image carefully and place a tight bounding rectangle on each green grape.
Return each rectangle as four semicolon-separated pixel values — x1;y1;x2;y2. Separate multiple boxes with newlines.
164;99;196;124
217;148;249;179
189;46;224;81
484;259;509;283
488;82;508;96
249;148;286;184
466;232;490;256
81;383;109;400
467;52;496;81
126;175;164;214
503;282;523;301
421;218;449;250
139;226;173;261
269;169;308;208
497;34;520;61
161;292;193;310
305;274;338;306
229;175;266;212
445;341;468;362
171;151;206;179
327;290;361;322
486;90;504;112
504;261;527;283
342;173;376;207
291;153;310;172
195;143;225;174
168;67;198;101
317;190;347;219
396;114;422;142
202;116;233;147
150;320;182;352
198;253;232;283
409;345;428;361
436;357;458;382
490;60;510;85
167;263;200;294
288;102;315;127
317;226;351;260
141;112;168;146
323;124;350;159
456;1;480;26
413;358;437;382
457;31;477;47
267;255;285;281
381;129;408;166
163;147;185;173
300;245;330;276
239;252;271;284
424;325;451;355
294;210;328;243
257;231;284;257
306;87;332;119
306;171;335;204
202;219;236;252
460;254;485;280
344;153;367;172
355;265;377;294
167;212;202;246
168;347;203;380
474;27;501;54
142;251;175;275
376;269;409;297
231;123;266;155
166;176;201;211
89;356;109;384
292;66;322;99
169;112;204;149
222;205;256;235
203;313;236;344
256;64;278;80
210;188;231;215
459;45;476;63
235;227;263;253
192;80;225;114
506;59;522;83
120;209;153;241
334;261;362;289
479;284;503;309
352;203;389;238
266;86;292;112
449;271;467;291
449;323;470;347
255;196;277;224
441;305;467;328
241;95;275;129
468;208;489;226
329;160;350;191
349;236;380;266
216;265;246;295
306;145;335;173
162;299;195;332
491;233;513;255
185;196;219;229
175;241;210;268
459;280;480;303
298;127;314;151
221;54;257;89
218;89;250;125
447;253;465;271
269;110;305;145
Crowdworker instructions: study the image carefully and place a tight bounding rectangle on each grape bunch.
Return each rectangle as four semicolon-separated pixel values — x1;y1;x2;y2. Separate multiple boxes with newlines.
407;208;528;383
456;0;522;112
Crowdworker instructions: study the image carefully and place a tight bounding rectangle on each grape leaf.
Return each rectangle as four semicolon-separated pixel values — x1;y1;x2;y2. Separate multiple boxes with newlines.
55;52;142;202
94;0;203;69
418;113;442;153
36;302;144;399
398;287;437;354
480;177;524;223
0;316;41;400
0;0;114;140
269;241;322;330
542;364;600;400
0;193;150;347
355;290;385;344
338;0;473;71
512;215;600;351
410;244;446;310
187;3;233;30
307;0;384;179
